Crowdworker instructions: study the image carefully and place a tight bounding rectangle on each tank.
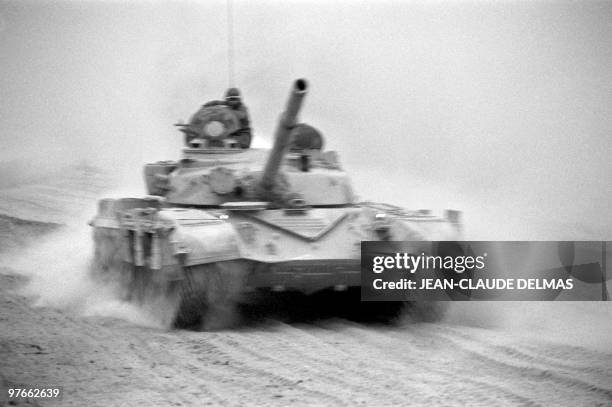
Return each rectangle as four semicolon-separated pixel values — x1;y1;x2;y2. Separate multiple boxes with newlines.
90;79;462;328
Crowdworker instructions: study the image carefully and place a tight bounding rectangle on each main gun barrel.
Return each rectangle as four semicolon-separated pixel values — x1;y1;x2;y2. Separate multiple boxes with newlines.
260;79;308;192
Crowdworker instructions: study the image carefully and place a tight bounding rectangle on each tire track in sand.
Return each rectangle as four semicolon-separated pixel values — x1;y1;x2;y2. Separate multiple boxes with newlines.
306;320;548;406
428;324;612;406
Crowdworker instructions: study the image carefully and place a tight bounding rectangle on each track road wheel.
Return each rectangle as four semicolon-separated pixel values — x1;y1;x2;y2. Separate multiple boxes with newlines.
172;261;249;330
173;267;208;329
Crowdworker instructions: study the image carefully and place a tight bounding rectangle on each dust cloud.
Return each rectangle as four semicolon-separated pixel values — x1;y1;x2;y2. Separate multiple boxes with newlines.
443;302;612;353
4;215;172;330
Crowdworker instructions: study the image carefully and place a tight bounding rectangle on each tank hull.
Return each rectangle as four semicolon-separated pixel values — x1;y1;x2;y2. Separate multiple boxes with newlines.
90;197;461;327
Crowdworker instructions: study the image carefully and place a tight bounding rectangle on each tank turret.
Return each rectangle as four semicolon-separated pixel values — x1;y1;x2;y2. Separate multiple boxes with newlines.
145;77;355;208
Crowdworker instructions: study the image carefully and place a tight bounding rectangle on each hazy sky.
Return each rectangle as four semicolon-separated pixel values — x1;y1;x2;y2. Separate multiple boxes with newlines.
1;0;611;238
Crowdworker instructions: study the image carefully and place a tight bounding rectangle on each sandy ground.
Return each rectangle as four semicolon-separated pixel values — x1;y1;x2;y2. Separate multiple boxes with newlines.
2;271;612;407
1;166;611;406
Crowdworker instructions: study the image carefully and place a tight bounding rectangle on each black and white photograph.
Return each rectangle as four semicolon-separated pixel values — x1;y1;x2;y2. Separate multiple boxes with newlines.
1;0;611;405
